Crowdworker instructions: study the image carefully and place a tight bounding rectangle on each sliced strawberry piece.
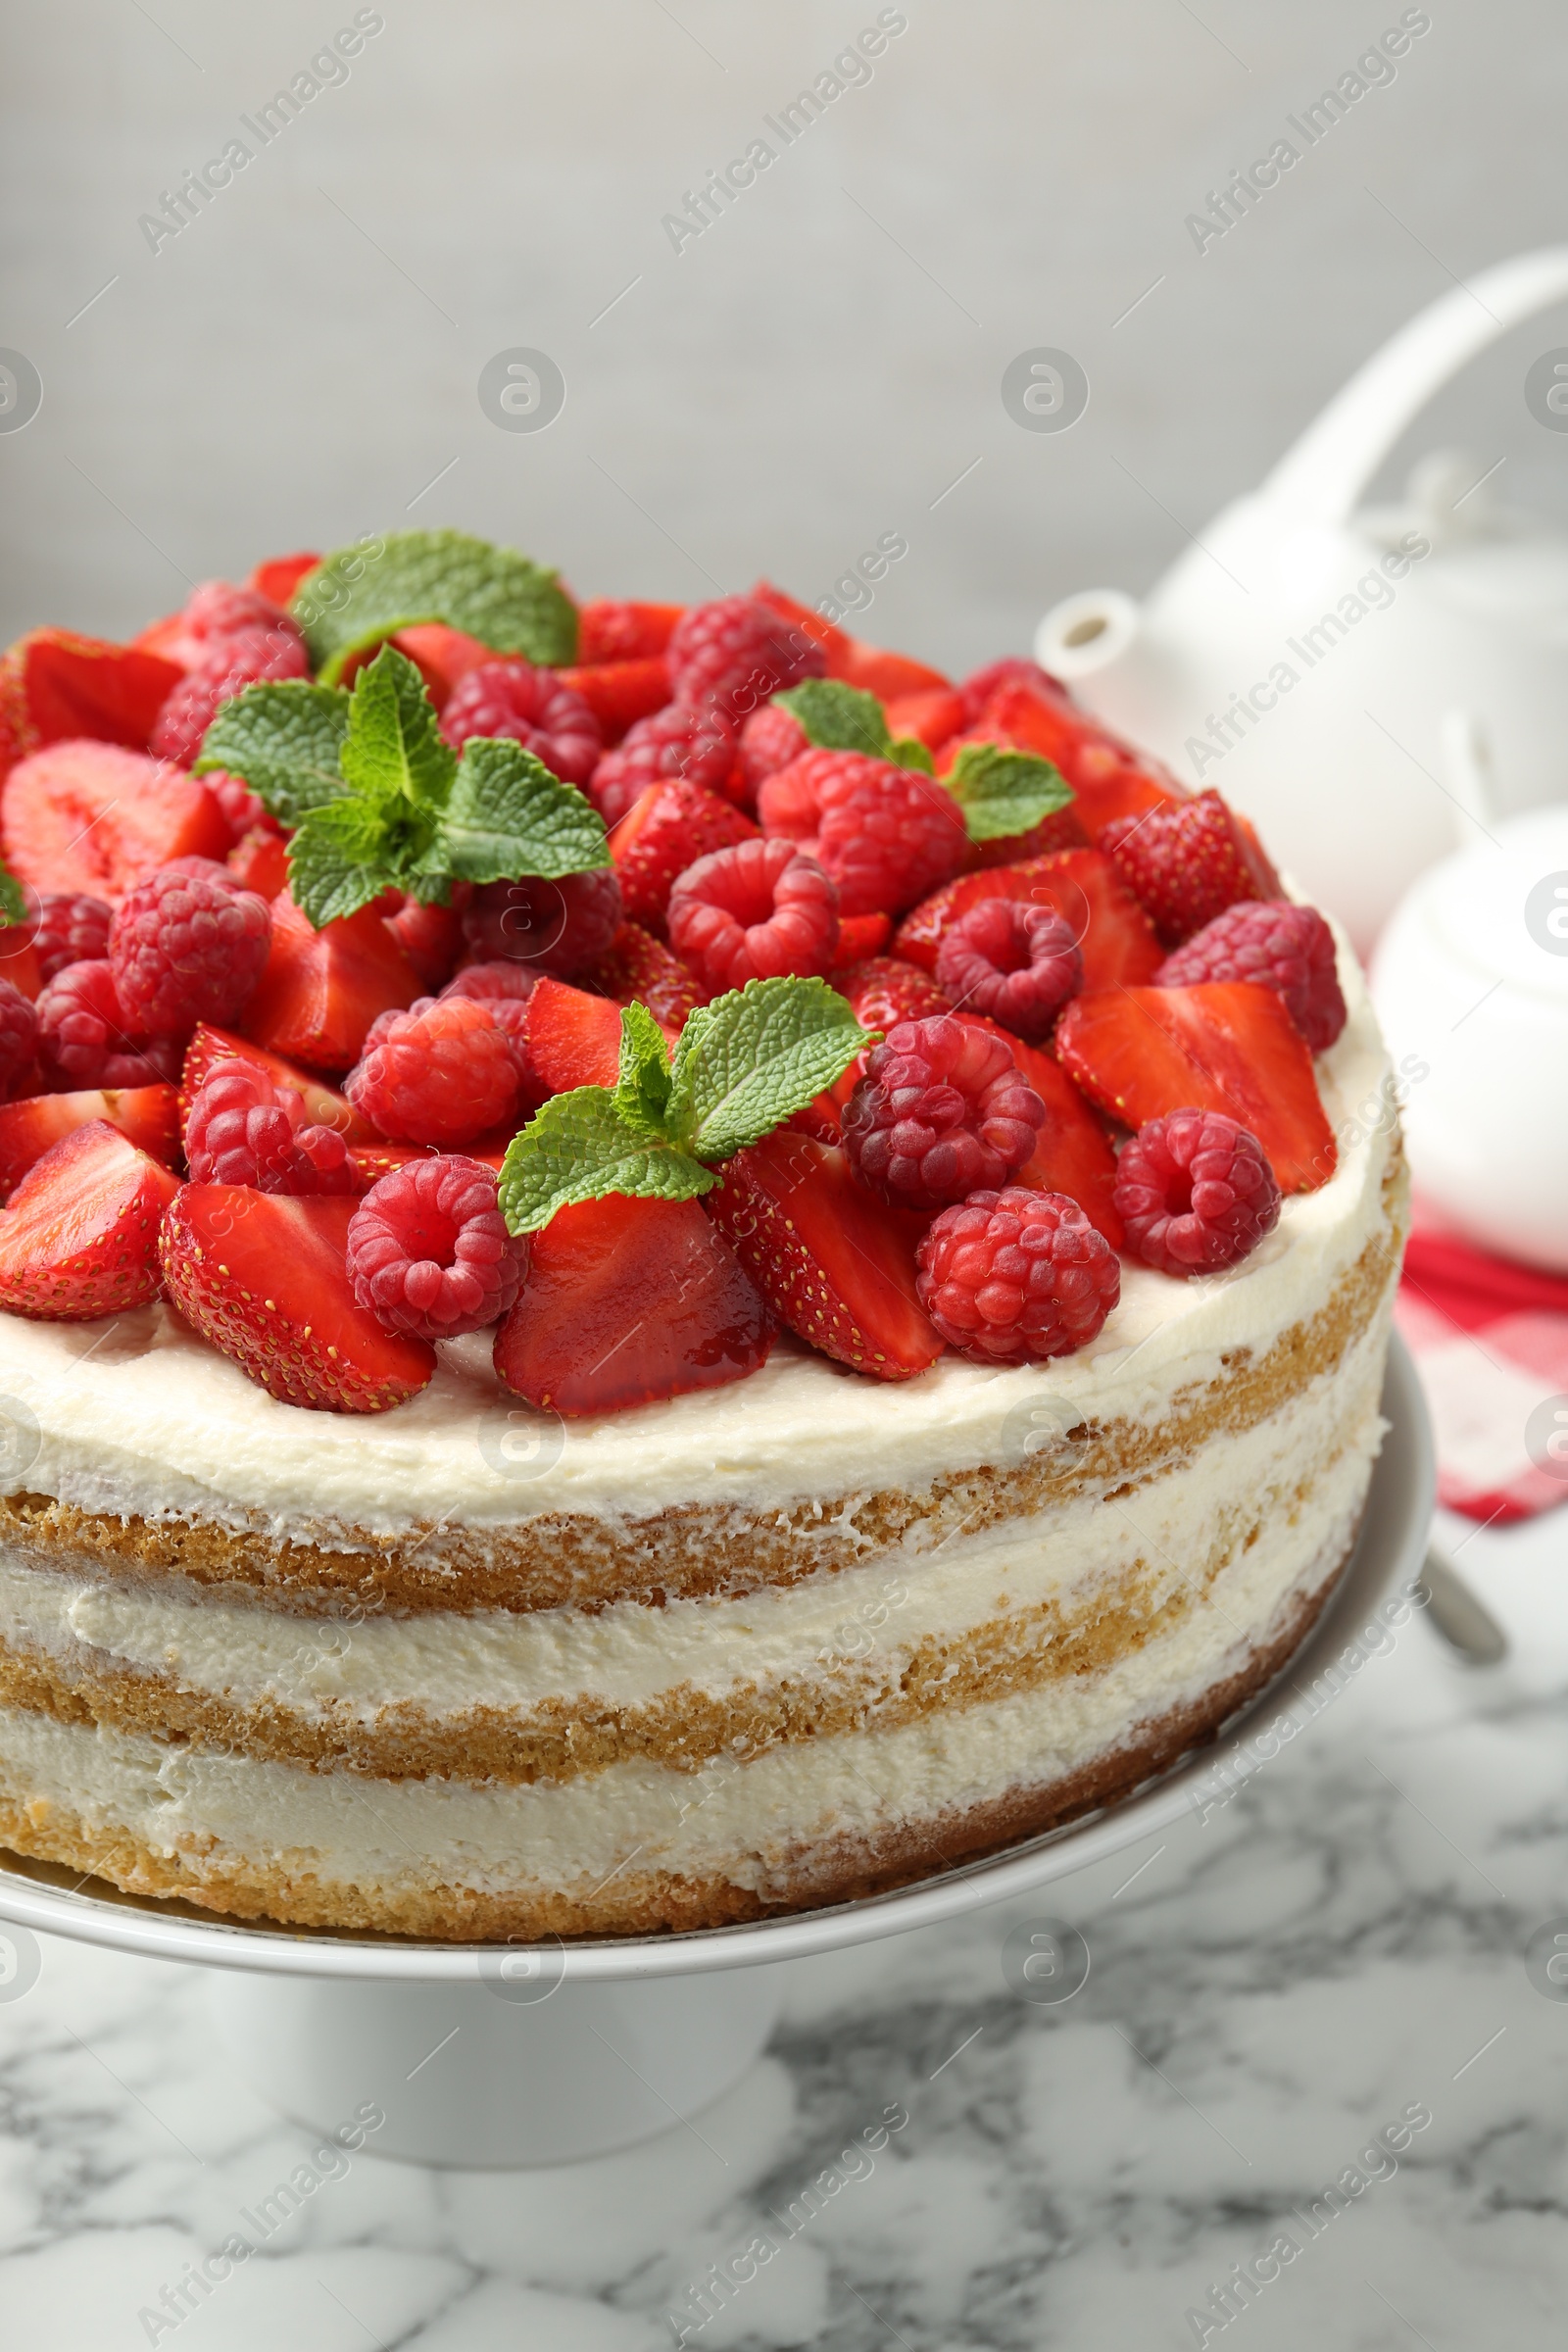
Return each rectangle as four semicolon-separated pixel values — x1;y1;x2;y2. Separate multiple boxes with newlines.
833;956;950;1033
830;911;892;967
250;553;321;608
160;1187;435;1411
953;1012;1123;1248
333;623;494;710
494;1194;772;1416
748;581;851;666
576;600;685;663
884;687;966;753
895;848;1162;992
582;921;709;1027
0;1086;180;1204
226;827;291;901
180;1023;375;1146
1101;789;1282;947
0;630;184;781
240;894;423;1073
557;657;672;744
972;678;1186;834
1055;982;1336;1193
0;927;44;1004
2;741;230;900
706;1129;943;1379
0;1119;181;1319
609;779;759;930
833;640;951;700
385;897;463;991
520;976;627;1095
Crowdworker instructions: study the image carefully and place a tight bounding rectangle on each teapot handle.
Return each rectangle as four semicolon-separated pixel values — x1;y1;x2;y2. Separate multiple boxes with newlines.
1258;246;1568;527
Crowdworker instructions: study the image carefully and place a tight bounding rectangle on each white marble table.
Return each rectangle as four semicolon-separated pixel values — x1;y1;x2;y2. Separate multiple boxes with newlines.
1;1500;1562;2352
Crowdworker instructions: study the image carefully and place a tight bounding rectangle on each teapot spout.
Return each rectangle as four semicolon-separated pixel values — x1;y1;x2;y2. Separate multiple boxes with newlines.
1034;587;1140;682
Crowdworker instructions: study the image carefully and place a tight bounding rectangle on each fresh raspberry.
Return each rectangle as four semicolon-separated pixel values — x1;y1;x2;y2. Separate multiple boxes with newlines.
150;623;311;766
345;996;521;1148
185;1058;356;1194
666;839;839;994
666;596;824;721
957;657;1063;727
0;980;38;1096
109;867;271;1039
440;961;538;1052
589;705;736;826
737;704;808;802
833;956;952;1034
203;766;278;845
1155;899;1347;1053
459;866;623;977
180;579;296;649
346;1155;527;1340
916;1186;1120;1361
439;660;603;787
934;900;1083;1041
759;748;968;917
30;892;113;984
1113;1108;1281;1277
842;1014;1045;1209
1100;790;1281;947
35;961;180;1089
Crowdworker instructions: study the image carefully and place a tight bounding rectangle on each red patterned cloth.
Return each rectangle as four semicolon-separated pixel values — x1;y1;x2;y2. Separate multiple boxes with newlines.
1395;1199;1568;1522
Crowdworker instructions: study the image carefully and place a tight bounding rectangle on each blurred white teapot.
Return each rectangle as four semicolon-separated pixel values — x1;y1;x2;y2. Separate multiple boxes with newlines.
1036;249;1568;952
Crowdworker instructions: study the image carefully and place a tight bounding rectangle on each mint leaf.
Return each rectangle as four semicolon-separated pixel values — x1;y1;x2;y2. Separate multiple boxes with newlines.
438;738;610;885
339;643;456;811
498;1088;713;1236
944;742;1074;845
0;858;25;928
285;647;452;923
776;679;892;760
293;528;578;684
614;1004;673;1138
665;977;868;1163
192;680;352;822
888;735;936;776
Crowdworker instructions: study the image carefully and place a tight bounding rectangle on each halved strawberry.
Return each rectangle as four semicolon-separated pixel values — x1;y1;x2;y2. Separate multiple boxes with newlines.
226;827;291;901
829;912;892;967
895;848;1162;992
1055;982;1336;1193
576;600;684;663
0;1120;181;1319
706;1129;943;1379
160;1187;435;1411
249;553;321;608
385;897;463;990
494;1194;772;1416
954;1013;1123;1248
0;927;44;1004
0;1085;180;1203
971;678;1185;834
520;976;628;1095
0;629;183;781
558;657;671;744
1;741;231;899
832;956;950;1033
1100;790;1282;947
884;688;966;753
749;582;851;666
240;894;423;1072
336;623;494;709
609;780;758;930
833;640;951;700
582;921;709;1027
180;1023;375;1143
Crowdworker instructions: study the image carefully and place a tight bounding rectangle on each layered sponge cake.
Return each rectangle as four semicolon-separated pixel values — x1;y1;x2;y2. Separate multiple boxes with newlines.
0;539;1405;1936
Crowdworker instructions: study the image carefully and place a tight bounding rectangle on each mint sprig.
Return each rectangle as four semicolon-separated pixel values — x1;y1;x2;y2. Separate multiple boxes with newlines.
943;742;1074;844
498;977;869;1235
775;678;935;775
192;681;352;823
292;528;578;684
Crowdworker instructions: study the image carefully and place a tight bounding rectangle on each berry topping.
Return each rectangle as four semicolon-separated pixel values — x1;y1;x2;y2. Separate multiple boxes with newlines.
957;657;1064;726
440;959;539;1052
160;1188;436;1413
575;598;683;663
581;920;710;1026
438;658;603;787
347;1155;527;1339
666;838;839;993
832;956;952;1034
737;703;808;800
0;1120;181;1322
512;975;626;1095
666;595;824;719
590;705;736;826
915;1186;1120;1362
556;657;673;745
240;893;423;1073
459;865;623;977
1055;982;1336;1194
0;981;38;1098
842;1014;1045;1209
759;748;968;917
345;995;521;1148
895;847;1162;991
179;1024;374;1146
167;579;298;664
204;767;276;845
494;1194;772;1415
1154;899;1347;1053
1;741;231;901
185;1057;357;1194
934;899;1083;1041
109;866;271;1038
0;1084;179;1203
954;1013;1123;1250
385;894;464;991
36;961;179;1090
225;826;291;902
1100;789;1282;947
150;621;311;766
1113;1108;1281;1278
609;779;757;931
30;892;113;983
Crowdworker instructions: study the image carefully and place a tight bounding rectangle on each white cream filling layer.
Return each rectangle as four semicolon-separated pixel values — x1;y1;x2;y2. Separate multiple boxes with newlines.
0;1323;1390;1729
0;1391;1381;1889
0;937;1397;1540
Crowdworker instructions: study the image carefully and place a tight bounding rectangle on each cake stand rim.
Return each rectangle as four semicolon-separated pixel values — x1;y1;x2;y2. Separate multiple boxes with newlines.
0;1331;1433;1984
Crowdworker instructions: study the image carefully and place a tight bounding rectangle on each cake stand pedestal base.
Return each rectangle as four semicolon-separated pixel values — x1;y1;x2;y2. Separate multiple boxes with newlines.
208;1964;787;2167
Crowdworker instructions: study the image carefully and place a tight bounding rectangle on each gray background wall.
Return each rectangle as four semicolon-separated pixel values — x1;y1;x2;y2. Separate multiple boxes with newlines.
3;0;1565;673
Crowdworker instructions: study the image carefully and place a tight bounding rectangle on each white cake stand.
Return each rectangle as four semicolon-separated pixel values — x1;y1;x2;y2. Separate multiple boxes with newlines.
0;1339;1433;2168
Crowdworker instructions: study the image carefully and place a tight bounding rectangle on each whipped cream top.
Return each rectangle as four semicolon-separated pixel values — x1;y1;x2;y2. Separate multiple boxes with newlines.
0;935;1397;1540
